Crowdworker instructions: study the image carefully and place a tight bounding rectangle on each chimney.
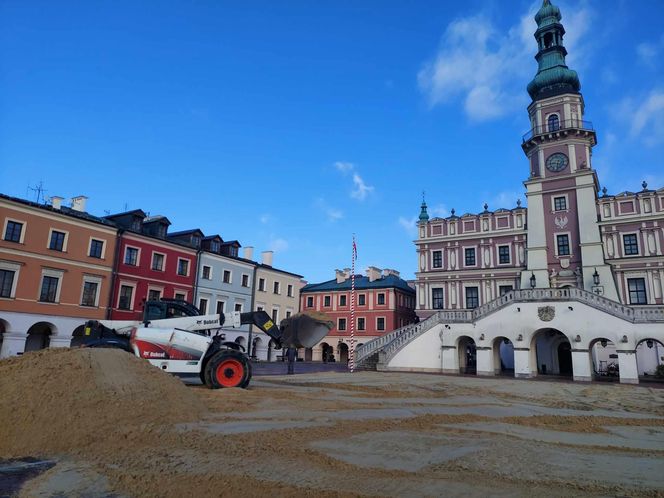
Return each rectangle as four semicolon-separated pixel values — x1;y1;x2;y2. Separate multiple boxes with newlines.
50;196;64;210
335;269;347;283
243;246;254;260
383;268;401;278
261;250;274;266
70;196;88;212
366;266;382;282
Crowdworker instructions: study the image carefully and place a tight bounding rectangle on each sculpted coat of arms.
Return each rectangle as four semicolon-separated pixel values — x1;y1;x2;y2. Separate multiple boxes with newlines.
538;306;555;322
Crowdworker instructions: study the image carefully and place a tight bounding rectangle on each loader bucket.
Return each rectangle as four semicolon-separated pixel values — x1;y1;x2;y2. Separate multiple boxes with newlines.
279;312;334;348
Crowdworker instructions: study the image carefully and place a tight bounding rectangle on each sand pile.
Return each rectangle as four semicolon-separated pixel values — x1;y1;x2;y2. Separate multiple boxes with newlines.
0;347;206;458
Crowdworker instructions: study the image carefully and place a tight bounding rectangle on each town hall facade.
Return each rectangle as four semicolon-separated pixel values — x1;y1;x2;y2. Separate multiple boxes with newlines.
357;0;664;384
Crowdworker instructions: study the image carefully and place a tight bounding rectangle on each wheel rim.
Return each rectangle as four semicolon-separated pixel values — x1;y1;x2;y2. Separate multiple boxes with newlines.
215;358;244;387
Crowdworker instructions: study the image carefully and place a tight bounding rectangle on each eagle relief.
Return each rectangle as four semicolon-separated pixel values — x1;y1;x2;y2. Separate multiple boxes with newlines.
554;215;568;229
538;306;555;322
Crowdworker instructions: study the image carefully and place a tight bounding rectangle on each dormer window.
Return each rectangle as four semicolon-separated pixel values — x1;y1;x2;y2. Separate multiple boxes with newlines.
157;224;166;238
548;114;560;132
131;219;141;231
192;235;201;246
211;241;220;253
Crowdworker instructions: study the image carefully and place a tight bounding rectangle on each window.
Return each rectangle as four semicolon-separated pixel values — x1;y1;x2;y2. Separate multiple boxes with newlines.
0;269;15;298
148;289;161;301
465;248;476;266
338;318;347;331
223;270;231;283
432;250;442;268
627;278;647;305
324;295;331;307
131;219;141;231
125;247;139;266
216;301;225;314
49;230;66;251
241;274;250;287
357;317;366;331
198;298;208;314
211;241;220;253
358;294;366;306
258;278;266;291
498;246;510;264
88;239;104;258
287;284;293;297
4;221;23;242
377;293;385;305
286;310;292;319
548;114;560;132
39;276;59;303
152;253;164;271
273;281;280;294
556;234;570;256
202;265;211;280
377;317;385;331
499;285;513;296
174;292;186;301
432;288;444;309
192;235;201;247
119;285;133;310
234;303;243;312
339;295;347;306
272;308;279;322
623;234;639;256
465;287;479;309
81;281;99;307
306;296;314;307
553;196;567;211
177;259;189;276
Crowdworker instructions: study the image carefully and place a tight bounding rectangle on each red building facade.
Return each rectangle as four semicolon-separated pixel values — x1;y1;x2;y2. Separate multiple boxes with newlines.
300;267;416;362
106;210;198;320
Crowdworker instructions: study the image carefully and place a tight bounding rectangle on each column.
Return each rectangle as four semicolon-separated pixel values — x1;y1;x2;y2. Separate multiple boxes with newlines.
571;349;592;382
441;346;458;374
0;333;27;357
617;350;639;384
513;348;533;378
476;347;494;376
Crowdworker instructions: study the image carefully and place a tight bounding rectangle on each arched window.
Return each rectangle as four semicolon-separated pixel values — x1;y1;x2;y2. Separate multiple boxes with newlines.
544;32;554;48
548;114;560;132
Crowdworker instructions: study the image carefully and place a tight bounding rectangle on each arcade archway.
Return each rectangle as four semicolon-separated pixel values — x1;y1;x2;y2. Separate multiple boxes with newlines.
458;336;476;375
25;322;56;352
493;336;514;376
531;328;572;376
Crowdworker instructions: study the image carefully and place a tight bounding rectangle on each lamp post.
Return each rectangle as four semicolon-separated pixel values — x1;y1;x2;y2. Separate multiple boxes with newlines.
593;268;600;286
529;272;536;289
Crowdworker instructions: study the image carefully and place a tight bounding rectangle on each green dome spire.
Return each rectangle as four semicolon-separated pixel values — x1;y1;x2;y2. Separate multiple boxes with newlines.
419;193;429;223
527;0;580;101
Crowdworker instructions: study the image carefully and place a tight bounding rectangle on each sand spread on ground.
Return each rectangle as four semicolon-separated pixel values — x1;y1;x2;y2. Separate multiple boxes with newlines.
2;349;664;497
0;347;205;458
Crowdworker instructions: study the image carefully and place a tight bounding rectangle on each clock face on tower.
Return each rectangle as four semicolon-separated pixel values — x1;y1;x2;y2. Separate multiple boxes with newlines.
546;153;569;173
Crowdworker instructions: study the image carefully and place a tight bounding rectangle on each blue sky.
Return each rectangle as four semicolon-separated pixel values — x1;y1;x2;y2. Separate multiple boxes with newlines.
1;0;663;283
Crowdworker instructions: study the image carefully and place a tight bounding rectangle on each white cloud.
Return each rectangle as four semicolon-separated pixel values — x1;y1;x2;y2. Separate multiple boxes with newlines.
636;35;664;68
333;161;375;201
350;173;374;200
334;161;354;173
489;190;525;210
627;90;664;146
417;2;592;122
259;213;272;224
314;198;344;222
398;216;418;238
268;237;289;253
429;204;449;218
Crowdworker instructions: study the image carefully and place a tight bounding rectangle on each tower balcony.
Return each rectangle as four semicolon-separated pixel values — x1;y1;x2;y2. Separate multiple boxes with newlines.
522;119;596;153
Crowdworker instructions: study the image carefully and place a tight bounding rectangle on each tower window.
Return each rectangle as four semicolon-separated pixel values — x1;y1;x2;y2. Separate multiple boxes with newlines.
556;234;570;256
553;196;567;211
623;234;639;256
548;114;560;132
544;32;554;48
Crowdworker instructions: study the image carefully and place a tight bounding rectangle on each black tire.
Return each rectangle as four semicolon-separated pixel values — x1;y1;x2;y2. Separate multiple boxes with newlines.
204;350;252;389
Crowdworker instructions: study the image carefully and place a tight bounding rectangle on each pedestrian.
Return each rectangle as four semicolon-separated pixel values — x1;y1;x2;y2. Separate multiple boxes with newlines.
286;346;297;375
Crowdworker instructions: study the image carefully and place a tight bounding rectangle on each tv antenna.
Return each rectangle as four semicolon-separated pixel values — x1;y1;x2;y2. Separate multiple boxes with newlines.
27;181;47;204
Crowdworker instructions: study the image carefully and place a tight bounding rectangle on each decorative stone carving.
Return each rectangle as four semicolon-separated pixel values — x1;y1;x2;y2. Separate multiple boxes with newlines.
538;306;555;321
450;251;457;269
607;236;614;257
420;254;425;271
554;215;568;229
560;258;570;269
483;248;490;265
519;245;525;263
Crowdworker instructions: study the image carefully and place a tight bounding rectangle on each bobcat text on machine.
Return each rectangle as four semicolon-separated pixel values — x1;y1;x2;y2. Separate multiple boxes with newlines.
82;299;333;389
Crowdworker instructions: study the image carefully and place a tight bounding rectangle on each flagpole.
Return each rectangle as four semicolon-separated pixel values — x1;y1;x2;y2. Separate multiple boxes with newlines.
349;234;356;373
